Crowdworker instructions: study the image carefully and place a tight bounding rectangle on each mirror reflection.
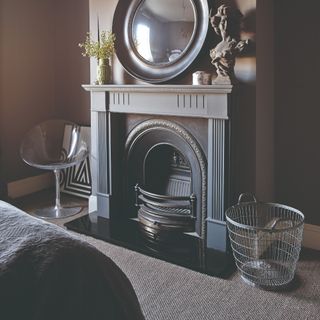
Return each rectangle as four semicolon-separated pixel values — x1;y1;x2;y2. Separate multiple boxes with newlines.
132;0;195;64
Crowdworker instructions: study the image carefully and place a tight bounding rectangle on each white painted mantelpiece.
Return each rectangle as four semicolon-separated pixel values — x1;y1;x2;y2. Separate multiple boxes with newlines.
83;84;234;251
84;84;232;118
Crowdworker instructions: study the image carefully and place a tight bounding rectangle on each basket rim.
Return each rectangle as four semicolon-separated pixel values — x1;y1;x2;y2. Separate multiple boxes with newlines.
225;201;305;232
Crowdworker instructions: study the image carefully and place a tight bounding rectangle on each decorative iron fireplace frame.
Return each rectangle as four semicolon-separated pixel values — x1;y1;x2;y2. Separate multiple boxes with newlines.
124;118;207;239
83;84;234;252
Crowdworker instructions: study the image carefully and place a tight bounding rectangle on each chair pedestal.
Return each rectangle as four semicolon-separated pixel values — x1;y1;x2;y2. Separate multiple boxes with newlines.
33;169;83;219
34;205;83;219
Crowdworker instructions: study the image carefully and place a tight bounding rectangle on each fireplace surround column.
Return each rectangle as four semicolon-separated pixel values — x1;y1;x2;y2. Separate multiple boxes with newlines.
84;84;234;252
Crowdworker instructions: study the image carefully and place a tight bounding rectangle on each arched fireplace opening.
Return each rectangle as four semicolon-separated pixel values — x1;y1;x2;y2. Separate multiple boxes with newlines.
136;144;196;238
144;145;191;197
124;119;207;239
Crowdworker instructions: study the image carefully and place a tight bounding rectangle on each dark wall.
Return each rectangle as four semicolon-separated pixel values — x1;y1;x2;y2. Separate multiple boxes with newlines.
54;0;90;125
255;0;274;200
0;0;89;183
91;0;257;200
274;0;320;225
0;0;56;182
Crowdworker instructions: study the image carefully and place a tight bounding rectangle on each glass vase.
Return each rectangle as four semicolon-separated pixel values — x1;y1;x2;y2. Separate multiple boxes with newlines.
96;58;111;85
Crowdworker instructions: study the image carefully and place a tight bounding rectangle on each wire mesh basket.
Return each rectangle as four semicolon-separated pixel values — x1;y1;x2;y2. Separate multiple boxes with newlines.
225;193;304;290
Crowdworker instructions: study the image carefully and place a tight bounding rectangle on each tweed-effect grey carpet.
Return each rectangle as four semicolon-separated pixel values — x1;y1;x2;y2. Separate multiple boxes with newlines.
73;233;320;320
16;194;320;320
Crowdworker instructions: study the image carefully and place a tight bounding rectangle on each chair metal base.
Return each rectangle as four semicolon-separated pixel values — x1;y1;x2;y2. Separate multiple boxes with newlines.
34;205;83;219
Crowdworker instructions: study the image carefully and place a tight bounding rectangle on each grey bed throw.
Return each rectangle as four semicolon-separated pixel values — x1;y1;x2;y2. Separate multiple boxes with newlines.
0;201;144;320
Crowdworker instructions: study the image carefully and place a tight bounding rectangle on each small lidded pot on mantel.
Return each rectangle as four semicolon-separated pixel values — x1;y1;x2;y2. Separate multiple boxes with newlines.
192;71;212;85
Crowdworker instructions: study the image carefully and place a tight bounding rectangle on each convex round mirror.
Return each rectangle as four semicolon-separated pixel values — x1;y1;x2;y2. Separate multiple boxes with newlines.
132;0;195;64
113;0;209;83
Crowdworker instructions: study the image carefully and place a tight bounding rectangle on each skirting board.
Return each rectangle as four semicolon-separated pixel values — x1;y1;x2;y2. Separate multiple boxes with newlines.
303;224;320;251
5;176;320;251
7;173;53;199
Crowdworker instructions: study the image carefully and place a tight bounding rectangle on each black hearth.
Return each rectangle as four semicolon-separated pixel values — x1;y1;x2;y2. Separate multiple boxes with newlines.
65;215;234;278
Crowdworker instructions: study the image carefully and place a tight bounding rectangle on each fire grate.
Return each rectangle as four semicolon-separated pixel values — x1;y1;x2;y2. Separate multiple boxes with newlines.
135;184;196;238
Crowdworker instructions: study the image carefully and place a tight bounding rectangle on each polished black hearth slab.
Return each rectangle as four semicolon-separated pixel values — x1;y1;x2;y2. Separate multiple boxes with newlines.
65;214;235;278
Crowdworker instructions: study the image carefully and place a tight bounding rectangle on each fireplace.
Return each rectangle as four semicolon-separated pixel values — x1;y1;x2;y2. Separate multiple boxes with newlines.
66;84;235;277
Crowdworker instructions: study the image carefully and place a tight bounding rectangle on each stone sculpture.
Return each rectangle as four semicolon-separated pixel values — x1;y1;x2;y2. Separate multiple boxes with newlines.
210;5;248;84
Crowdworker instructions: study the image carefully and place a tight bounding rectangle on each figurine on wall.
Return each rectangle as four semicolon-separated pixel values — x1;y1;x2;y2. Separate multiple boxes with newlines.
209;5;248;85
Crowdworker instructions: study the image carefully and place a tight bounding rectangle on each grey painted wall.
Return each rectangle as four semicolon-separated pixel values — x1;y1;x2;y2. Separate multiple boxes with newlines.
0;0;89;183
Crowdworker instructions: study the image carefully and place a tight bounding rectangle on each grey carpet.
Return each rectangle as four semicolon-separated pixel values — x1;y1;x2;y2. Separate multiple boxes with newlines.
21;198;320;320
73;233;320;320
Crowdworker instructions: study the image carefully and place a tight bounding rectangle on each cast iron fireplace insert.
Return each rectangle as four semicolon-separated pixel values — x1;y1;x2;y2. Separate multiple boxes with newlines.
123;119;207;240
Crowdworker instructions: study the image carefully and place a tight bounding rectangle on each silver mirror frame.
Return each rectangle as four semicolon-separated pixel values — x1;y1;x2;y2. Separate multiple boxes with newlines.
112;0;209;83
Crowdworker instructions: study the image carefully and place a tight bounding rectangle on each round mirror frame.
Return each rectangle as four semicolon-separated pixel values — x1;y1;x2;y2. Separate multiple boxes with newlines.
112;0;209;83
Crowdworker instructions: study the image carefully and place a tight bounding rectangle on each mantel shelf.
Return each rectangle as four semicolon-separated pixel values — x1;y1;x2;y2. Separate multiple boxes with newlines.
84;83;233;120
82;84;233;94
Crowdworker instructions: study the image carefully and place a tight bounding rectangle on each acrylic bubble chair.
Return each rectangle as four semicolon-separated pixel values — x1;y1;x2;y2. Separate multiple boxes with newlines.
20;119;88;219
